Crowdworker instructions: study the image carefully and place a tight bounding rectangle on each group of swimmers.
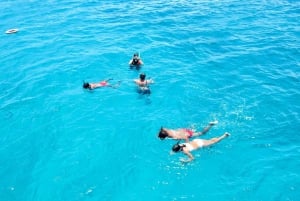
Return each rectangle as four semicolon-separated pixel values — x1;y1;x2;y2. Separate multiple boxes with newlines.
82;53;230;163
83;53;153;94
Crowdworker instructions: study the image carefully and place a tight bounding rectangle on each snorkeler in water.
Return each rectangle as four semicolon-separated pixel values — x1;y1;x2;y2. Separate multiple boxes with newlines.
171;132;230;163
129;52;143;68
83;78;120;90
158;121;218;142
133;73;154;94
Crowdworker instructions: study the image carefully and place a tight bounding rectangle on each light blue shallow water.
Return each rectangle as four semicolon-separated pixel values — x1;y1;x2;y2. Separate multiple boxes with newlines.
1;0;300;200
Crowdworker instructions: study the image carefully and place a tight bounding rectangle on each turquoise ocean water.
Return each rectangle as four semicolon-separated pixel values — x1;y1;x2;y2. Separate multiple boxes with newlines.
1;0;300;200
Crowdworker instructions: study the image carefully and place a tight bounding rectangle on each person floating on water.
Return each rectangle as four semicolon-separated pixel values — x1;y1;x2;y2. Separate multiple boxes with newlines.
171;132;230;163
158;121;218;142
83;78;120;90
129;52;143;68
133;73;154;94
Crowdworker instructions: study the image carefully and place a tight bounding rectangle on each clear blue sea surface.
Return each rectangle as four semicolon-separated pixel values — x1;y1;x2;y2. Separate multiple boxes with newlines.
1;0;300;200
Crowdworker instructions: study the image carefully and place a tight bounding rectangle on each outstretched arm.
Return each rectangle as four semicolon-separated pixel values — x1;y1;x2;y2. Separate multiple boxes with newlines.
180;150;194;163
147;79;154;84
133;79;139;85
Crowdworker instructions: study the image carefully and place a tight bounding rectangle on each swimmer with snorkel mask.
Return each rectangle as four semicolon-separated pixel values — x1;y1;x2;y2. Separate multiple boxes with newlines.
171;132;230;163
158;121;218;142
129;52;144;69
83;78;120;90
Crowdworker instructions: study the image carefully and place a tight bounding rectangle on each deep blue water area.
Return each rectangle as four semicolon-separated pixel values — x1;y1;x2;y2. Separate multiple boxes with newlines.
1;0;300;200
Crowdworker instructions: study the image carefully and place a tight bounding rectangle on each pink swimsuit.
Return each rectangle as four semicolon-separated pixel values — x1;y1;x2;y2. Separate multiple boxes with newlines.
183;129;194;137
100;81;108;86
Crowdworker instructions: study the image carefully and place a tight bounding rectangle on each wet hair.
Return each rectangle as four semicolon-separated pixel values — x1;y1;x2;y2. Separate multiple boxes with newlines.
158;127;168;140
139;73;146;81
83;82;91;89
133;52;139;57
172;142;184;152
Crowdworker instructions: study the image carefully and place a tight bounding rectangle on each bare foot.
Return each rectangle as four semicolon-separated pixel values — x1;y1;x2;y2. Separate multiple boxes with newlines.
209;120;218;126
224;132;230;137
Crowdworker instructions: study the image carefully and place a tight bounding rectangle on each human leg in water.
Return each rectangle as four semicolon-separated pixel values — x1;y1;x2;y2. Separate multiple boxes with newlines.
201;132;230;147
193;120;219;137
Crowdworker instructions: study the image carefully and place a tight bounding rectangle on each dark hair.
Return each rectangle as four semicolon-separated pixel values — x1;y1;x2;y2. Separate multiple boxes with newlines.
133;52;139;57
172;142;184;152
140;73;146;81
158;127;168;140
83;82;91;89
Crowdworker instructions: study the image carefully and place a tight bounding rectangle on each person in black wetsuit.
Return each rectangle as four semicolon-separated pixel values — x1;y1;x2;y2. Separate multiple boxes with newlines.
129;53;143;68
